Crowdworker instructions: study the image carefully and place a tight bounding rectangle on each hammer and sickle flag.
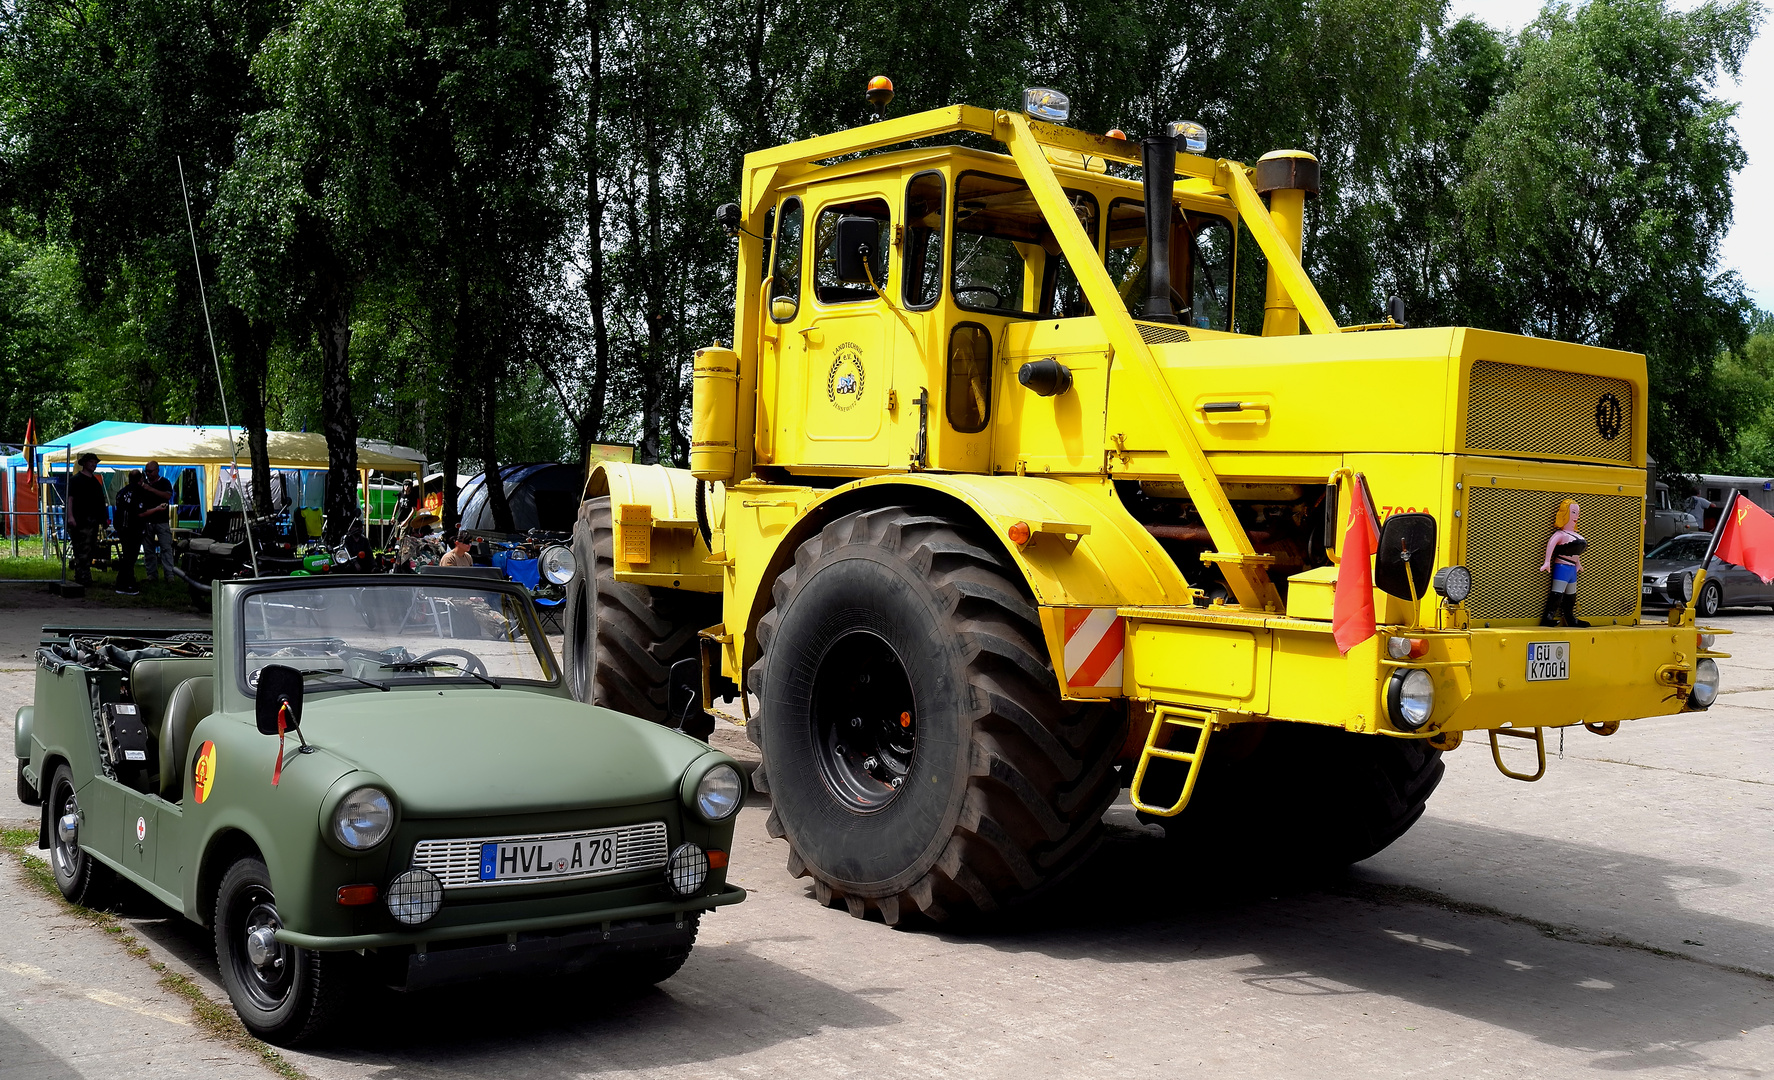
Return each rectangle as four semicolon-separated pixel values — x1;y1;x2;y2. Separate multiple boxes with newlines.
1716;494;1774;584
1333;473;1382;655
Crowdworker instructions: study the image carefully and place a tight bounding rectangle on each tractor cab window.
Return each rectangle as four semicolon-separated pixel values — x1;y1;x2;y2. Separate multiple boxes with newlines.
770;198;803;322
952;173;1097;318
1105;200;1234;331
904;172;945;309
813;197;891;304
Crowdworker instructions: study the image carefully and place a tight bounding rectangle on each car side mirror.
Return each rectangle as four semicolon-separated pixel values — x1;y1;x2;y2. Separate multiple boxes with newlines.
833;216;881;284
255;664;304;736
1375;513;1437;601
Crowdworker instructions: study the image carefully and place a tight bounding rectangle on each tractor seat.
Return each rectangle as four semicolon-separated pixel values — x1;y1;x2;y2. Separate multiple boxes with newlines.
158;676;214;800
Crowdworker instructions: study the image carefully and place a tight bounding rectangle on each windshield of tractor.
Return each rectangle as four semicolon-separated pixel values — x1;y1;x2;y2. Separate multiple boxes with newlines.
1105;200;1234;331
238;581;557;694
952;172;1098;318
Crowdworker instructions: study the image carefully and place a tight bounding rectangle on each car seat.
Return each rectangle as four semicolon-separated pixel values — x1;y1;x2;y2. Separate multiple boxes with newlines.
159;676;214;799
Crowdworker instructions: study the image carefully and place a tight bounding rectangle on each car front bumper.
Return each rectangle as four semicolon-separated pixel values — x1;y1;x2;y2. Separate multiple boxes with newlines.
272;884;745;953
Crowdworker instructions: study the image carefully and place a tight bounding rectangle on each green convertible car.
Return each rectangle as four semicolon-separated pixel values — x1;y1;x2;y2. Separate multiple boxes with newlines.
14;575;745;1045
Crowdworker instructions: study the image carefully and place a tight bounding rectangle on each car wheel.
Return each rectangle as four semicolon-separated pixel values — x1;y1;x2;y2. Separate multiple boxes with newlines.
46;764;115;907
562;496;718;728
604;915;698;986
214;857;350;1046
1698;580;1722;618
749;505;1122;925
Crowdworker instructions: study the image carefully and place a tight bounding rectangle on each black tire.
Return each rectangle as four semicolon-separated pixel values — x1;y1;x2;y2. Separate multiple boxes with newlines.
1139;722;1444;876
605;915;698;986
214;857;350;1046
748;506;1121;925
563;497;719;726
1697;579;1722;618
46;764;115;907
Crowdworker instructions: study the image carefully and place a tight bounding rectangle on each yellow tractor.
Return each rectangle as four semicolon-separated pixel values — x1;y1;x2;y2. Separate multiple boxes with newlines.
560;86;1725;925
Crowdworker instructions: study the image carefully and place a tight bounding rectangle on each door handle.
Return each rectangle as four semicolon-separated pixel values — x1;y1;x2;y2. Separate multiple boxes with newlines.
799;326;824;346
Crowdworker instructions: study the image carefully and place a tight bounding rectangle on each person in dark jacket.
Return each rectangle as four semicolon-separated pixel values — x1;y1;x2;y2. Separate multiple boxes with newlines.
65;453;106;586
113;470;149;595
140;459;176;582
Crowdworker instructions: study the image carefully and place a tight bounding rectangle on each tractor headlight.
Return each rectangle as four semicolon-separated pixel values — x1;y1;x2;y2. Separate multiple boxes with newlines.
665;843;710;896
694;764;743;822
332;787;393;850
539;543;577;586
1386;669;1435;731
1691;658;1721;708
1675;570;1695;604
1168;120;1208;154
1432;565;1473;605
1021;87;1070;123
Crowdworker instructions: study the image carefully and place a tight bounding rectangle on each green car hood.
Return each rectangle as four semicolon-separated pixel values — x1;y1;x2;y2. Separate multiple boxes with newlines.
297;688;709;817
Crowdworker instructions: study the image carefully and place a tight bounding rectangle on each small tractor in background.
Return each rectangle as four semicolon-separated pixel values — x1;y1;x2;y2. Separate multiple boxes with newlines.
558;85;1724;925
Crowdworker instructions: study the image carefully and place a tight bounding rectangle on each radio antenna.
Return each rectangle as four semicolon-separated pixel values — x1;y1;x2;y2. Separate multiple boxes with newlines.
178;155;261;576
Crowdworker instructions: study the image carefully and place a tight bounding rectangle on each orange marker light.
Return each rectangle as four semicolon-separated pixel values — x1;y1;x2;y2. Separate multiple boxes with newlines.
1007;521;1031;547
707;850;730;869
900;711;912;728
1106;128;1127;140
1408;638;1429;659
336;884;379;906
866;75;895;114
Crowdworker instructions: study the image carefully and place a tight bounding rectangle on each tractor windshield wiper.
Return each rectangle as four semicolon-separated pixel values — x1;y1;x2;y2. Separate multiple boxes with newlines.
301;668;390;692
383;660;502;689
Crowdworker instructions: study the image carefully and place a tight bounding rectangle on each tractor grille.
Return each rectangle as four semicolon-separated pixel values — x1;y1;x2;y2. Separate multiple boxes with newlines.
1138;322;1192;345
1465;361;1634;463
1463;486;1643;623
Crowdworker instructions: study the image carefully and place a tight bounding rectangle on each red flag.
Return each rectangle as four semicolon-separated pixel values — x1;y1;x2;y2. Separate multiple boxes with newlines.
1716;493;1774;584
1333;474;1381;654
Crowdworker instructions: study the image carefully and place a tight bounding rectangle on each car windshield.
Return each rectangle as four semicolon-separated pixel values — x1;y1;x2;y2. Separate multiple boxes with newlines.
1648;536;1709;562
240;583;556;691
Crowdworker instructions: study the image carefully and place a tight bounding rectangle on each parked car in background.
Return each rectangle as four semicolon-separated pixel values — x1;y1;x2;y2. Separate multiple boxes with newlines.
1643;532;1773;616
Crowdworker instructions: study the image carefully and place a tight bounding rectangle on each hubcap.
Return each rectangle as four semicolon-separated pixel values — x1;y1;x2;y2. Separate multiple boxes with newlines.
230;888;293;1008
52;789;80;880
57;812;79;846
810;630;917;812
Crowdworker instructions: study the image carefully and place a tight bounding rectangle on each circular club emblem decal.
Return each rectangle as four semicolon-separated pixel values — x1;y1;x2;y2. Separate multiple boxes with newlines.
1595;393;1623;440
826;343;865;411
135;816;146;842
193;740;217;803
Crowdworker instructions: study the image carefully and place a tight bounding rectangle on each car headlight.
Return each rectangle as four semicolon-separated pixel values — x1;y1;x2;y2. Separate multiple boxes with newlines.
332;787;393;850
665;843;709;896
539;543;576;586
385;868;443;925
694;764;743;821
1386;669;1435;731
1432;565;1473;604
1691;658;1721;708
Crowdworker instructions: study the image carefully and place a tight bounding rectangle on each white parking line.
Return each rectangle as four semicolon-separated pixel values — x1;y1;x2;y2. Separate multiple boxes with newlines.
0;959;191;1025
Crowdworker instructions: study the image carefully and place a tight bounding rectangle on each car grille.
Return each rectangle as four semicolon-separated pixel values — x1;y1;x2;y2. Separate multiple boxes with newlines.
410;821;670;890
1465;360;1635;464
1463;486;1643;623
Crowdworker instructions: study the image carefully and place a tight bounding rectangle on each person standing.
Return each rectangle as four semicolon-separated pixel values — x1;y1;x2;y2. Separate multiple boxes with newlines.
113;470;148;595
141;460;176;582
65;453;106;586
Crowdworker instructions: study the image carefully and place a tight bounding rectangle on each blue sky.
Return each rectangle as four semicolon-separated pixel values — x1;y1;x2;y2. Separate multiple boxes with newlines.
1448;1;1771;311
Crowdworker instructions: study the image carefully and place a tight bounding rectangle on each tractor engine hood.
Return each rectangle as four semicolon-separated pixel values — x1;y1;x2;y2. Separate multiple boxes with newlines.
294;689;709;817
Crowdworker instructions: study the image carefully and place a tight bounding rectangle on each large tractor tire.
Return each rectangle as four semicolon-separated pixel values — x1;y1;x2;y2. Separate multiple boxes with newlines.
748;506;1122;925
1139;721;1444;876
563;497;719;727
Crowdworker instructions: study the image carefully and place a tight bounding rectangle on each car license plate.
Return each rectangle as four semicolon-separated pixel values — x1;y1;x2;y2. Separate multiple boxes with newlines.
1526;641;1570;682
479;831;620;883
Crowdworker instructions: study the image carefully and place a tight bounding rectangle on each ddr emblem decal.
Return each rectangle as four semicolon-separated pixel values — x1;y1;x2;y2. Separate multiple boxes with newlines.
193;740;217;803
827;343;865;411
1595;393;1623;440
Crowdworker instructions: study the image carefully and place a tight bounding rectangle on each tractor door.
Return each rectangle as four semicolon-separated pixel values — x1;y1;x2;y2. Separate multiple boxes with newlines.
791;195;895;467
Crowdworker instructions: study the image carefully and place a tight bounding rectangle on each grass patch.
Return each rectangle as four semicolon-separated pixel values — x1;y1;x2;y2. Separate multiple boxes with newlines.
0;555;203;614
1;825;304;1079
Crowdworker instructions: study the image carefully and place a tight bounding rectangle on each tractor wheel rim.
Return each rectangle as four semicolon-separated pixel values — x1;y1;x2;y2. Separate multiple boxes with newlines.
810;629;917;813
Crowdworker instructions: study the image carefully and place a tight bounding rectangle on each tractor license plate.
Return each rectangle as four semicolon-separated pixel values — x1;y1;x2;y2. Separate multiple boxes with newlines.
1525;641;1570;682
480;831;619;883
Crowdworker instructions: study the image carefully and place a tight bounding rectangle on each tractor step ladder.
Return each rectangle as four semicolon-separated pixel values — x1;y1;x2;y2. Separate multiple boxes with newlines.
1488;726;1546;782
1128;706;1215;817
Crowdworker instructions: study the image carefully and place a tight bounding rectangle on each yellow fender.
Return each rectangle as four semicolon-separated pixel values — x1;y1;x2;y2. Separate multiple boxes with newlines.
585;462;720;591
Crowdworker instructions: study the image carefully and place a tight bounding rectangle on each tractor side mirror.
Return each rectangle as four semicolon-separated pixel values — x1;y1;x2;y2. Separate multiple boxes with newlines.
255;664;304;736
1375;513;1437;601
833;216;881;284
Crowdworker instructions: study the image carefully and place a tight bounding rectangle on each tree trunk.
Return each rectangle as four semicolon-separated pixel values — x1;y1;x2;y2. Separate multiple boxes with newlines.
442;405;461;533
480;355;516;533
580;0;610;465
636;99;665;466
317;277;358;544
225;308;276;520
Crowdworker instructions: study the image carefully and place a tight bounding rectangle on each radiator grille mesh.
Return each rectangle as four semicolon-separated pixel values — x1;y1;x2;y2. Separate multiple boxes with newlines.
1466;361;1634;463
1463;487;1642;622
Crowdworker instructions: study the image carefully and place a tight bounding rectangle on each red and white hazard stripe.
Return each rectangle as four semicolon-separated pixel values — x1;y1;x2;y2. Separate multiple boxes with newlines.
1063;608;1124;690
